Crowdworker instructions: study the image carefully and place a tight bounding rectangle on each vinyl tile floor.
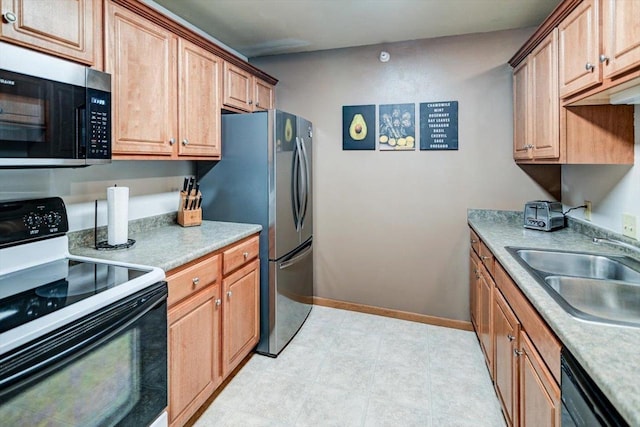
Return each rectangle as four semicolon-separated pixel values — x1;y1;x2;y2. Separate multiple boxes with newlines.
193;305;506;427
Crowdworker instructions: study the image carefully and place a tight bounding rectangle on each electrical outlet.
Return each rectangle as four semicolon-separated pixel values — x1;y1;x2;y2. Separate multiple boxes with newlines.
584;201;592;221
623;213;637;239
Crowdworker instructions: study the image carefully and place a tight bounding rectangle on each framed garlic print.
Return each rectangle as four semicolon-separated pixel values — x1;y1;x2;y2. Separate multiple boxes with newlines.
343;105;375;150
378;103;415;151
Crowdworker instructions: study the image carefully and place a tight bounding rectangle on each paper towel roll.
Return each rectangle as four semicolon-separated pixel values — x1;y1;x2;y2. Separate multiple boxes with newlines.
107;186;129;245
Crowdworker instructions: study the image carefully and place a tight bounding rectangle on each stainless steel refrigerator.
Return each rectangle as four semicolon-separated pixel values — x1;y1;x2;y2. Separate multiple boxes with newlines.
197;110;313;357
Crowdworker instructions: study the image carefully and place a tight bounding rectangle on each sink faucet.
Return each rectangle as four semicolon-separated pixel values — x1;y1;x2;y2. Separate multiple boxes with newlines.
592;237;640;256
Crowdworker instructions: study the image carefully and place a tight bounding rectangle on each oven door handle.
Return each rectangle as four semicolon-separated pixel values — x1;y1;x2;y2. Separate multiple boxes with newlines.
0;282;167;394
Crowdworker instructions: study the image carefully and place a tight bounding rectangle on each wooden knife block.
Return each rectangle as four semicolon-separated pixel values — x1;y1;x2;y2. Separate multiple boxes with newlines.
178;191;202;227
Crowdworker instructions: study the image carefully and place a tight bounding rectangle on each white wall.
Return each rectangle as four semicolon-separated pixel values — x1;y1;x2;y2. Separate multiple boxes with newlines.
252;28;553;321
563;106;640;233
0;161;194;231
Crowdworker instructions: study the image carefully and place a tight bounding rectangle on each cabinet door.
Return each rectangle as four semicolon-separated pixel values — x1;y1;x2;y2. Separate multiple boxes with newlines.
494;290;520;426
469;250;480;331
168;284;221;427
223;62;252;112
513;59;531;160
0;0;98;65
602;0;640;78
519;331;561;427
478;266;494;378
178;39;222;157
254;78;274;111
530;29;559;159
558;0;600;97
105;2;177;155
222;259;260;377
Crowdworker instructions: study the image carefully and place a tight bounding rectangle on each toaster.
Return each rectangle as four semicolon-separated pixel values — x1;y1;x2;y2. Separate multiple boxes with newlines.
523;201;565;231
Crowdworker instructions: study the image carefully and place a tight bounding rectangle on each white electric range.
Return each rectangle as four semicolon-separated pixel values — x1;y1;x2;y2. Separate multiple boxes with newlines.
0;197;168;427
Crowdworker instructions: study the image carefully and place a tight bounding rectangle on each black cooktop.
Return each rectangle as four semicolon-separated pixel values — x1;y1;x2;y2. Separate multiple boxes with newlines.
0;259;148;333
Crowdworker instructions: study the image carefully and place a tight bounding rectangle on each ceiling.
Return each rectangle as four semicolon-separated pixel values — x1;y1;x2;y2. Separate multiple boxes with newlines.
151;0;561;58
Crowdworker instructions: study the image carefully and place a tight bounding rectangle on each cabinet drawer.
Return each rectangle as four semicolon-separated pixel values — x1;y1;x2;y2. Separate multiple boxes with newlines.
223;235;259;275
167;254;220;307
479;241;495;277
470;228;480;255
495;262;561;383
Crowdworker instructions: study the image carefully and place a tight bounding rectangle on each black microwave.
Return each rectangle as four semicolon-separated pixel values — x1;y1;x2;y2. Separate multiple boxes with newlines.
0;42;111;168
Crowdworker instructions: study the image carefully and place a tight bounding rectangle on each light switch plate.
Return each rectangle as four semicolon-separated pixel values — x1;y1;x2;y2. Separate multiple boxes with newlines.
622;213;636;239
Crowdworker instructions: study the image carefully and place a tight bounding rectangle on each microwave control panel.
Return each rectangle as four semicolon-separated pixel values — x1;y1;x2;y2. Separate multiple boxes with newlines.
87;88;111;160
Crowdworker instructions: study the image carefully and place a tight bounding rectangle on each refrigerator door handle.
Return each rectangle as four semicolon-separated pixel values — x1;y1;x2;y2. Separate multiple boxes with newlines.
279;242;313;270
299;136;310;229
291;137;301;231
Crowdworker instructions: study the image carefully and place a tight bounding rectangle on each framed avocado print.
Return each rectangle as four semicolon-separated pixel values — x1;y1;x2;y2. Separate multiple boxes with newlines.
343;105;375;150
378;103;415;151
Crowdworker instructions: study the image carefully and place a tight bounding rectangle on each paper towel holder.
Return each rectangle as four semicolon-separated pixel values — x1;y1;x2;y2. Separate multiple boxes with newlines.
94;199;136;250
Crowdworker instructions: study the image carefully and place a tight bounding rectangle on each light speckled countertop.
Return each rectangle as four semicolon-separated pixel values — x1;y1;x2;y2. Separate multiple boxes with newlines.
70;220;262;272
468;210;640;426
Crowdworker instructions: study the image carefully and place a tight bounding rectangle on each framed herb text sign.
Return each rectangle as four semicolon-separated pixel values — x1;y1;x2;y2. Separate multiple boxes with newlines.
420;101;458;150
343;105;375;150
379;103;415;151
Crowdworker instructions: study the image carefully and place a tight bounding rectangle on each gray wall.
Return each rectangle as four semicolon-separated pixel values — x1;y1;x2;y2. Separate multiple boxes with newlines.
0;161;193;231
253;28;552;321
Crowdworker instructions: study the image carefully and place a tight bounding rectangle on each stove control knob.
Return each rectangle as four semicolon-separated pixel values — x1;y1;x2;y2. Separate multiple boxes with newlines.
45;211;62;227
26;298;41;318
24;213;42;228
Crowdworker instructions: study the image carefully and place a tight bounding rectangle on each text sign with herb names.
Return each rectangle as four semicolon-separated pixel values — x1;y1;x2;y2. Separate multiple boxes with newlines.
420;101;458;150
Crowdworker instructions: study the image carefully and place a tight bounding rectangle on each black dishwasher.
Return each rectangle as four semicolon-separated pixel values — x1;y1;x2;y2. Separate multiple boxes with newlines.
561;348;628;426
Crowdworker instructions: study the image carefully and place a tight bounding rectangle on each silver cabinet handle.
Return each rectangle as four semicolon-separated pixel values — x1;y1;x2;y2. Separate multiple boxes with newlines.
192;277;200;286
599;54;609;63
2;11;17;23
471;239;478;244
507;334;515;342
215;299;221;306
227;291;232;298
256;102;260;107
585;62;595;71
169;138;175;145
514;349;524;357
243;251;249;259
182;139;189;146
481;256;491;261
248;100;253;105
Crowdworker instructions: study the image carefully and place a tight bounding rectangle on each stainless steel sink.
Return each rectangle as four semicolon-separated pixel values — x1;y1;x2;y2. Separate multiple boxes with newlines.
544;276;640;325
506;247;640;327
515;249;640;283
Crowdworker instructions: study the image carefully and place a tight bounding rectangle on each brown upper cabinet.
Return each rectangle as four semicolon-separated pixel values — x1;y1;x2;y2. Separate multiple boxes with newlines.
0;0;102;67
601;0;640;79
105;2;222;159
102;0;276;160
558;0;600;98
223;62;274;112
556;0;640;102
510;0;636;165
513;30;560;161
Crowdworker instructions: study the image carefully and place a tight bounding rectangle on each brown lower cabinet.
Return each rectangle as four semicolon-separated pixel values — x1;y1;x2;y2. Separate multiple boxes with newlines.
167;235;260;427
519;331;561;426
494;289;520;426
469;228;561;427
